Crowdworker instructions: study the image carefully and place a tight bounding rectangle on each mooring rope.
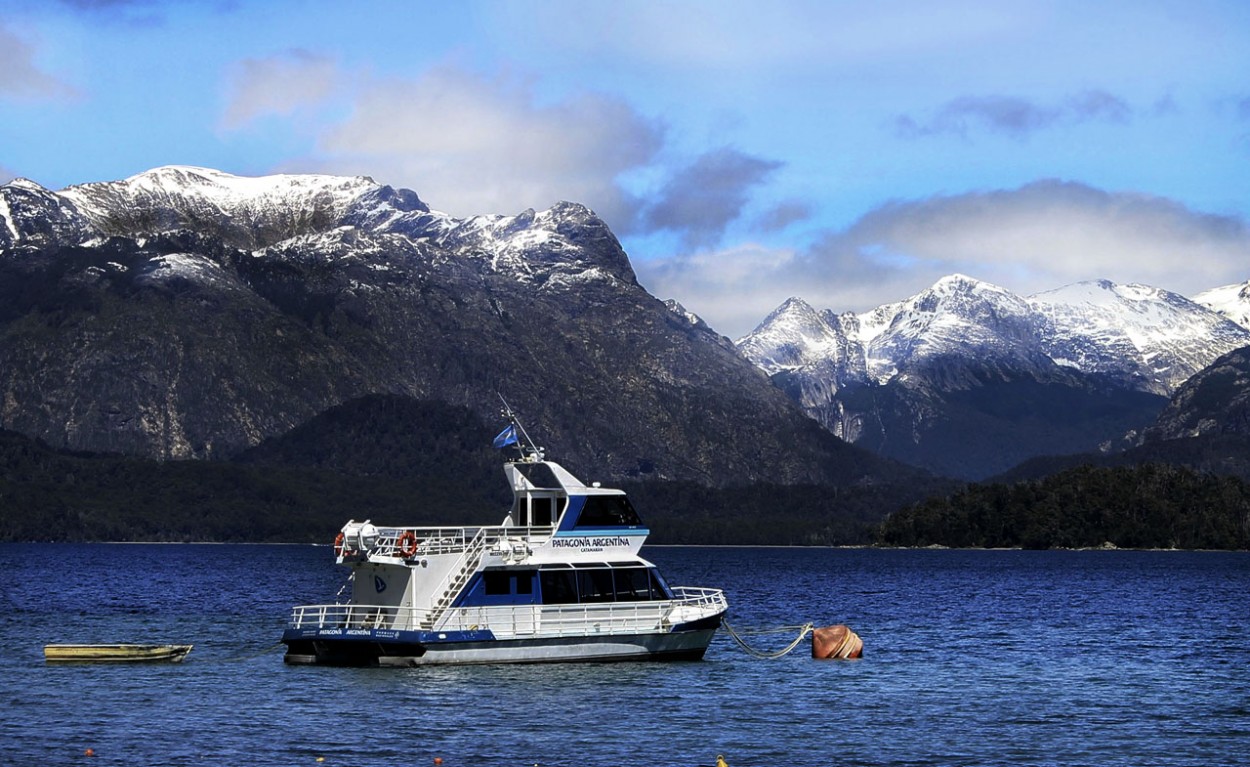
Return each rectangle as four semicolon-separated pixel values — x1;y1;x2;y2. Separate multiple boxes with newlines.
189;640;286;664
721;619;814;659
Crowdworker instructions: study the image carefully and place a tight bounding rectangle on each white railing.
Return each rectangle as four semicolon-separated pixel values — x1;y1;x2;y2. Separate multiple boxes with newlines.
289;588;727;640
289;603;425;631
340;525;555;560
669;586;729;611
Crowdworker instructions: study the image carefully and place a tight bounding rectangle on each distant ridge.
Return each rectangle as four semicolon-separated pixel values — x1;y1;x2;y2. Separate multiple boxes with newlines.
0;166;923;494
739;276;1249;479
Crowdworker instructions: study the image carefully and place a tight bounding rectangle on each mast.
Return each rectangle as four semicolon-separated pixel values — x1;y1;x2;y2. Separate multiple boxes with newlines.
496;395;544;461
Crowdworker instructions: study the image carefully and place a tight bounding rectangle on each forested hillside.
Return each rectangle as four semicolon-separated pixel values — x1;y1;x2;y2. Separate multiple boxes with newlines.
877;463;1250;550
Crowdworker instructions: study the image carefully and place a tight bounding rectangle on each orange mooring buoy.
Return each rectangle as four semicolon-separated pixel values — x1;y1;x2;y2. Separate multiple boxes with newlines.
811;624;863;659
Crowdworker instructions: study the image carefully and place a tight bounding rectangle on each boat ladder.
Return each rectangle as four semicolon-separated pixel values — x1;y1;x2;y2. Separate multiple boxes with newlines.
422;528;489;629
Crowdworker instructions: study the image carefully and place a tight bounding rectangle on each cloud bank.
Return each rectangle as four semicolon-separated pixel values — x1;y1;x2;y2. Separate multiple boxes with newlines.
0;24;81;102
639;180;1250;339
219;50;343;131
221;56;785;246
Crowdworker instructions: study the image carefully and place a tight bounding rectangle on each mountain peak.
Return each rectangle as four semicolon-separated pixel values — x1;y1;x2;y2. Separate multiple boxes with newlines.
1194;279;1250;330
737;295;861;379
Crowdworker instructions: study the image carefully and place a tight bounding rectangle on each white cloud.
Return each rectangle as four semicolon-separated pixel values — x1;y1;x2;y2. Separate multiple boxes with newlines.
839;181;1250;292
311;64;664;223
220;56;790;240
639;180;1250;339
219;49;344;131
485;0;1028;73
0;24;81;102
636;243;807;340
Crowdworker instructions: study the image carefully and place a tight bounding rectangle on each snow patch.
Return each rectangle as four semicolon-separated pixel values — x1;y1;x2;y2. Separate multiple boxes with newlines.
0;194;18;240
136;253;234;290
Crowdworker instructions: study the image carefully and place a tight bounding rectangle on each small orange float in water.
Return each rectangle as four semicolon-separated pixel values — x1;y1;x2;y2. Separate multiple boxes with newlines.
84;748;96;757
811;624;863;659
434;759;443;765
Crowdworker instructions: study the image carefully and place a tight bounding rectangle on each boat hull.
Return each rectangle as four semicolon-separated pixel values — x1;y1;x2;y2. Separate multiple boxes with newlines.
282;616;721;667
44;644;193;663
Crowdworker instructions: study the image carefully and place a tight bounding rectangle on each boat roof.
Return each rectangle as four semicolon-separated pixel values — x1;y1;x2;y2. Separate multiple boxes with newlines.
505;458;624;496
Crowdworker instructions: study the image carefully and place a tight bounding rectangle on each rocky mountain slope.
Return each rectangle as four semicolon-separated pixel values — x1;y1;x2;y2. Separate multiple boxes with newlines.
0;166;914;488
739;275;1250;479
1143;345;1250;443
993;342;1250;486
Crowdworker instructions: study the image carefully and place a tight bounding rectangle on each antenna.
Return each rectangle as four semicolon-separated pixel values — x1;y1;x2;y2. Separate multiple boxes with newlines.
497;394;544;461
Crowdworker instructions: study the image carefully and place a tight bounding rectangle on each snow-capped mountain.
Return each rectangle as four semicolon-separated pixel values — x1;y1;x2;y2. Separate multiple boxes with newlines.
738;275;1250;478
3;166;633;285
743;275;1250;398
1194;280;1250;330
0;166;911;488
1030;279;1250;395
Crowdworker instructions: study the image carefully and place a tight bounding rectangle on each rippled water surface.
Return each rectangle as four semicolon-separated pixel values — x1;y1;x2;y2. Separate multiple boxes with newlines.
2;544;1247;766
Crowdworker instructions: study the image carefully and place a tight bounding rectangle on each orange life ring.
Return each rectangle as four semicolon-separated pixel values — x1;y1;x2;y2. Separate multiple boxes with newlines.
398;530;419;557
334;532;349;557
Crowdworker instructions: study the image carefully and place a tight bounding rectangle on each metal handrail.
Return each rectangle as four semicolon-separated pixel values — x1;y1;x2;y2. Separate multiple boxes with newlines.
343;525;556;560
289;588;727;639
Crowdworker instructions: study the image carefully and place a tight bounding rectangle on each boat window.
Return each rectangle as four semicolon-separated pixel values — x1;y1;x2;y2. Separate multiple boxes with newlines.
484;570;537;597
531;496;556;527
574;495;641;528
577;569;616;603
484;571;511;596
539;570;578;605
514;463;563;488
614;568;652;600
649;568;673;600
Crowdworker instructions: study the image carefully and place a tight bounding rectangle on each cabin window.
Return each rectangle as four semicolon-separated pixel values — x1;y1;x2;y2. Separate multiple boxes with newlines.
577;569;616;603
484;571;512;596
614;568;652;600
540;570;578;604
531;497;556;527
574;496;641;528
539;566;670;604
649;569;673;600
484;570;536;597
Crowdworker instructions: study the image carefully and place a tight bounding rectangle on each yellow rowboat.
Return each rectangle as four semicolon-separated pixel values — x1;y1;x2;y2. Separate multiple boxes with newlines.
44;644;193;663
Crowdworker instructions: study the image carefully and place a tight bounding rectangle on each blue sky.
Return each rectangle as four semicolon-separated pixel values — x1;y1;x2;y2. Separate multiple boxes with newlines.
2;0;1249;337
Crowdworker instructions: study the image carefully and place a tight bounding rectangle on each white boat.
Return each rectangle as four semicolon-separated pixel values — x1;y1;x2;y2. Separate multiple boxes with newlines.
282;413;727;666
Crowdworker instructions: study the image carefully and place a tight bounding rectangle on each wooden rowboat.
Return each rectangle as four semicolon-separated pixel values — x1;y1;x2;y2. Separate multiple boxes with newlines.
44;644;193;663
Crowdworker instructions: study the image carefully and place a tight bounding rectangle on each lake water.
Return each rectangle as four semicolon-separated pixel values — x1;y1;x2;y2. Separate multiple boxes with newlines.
2;544;1247;766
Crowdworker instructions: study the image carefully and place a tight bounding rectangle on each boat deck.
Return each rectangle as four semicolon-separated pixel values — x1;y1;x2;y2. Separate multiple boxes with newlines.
289;586;727;639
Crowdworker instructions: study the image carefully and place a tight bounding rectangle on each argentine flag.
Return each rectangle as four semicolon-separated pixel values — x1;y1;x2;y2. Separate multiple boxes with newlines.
492;424;519;449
